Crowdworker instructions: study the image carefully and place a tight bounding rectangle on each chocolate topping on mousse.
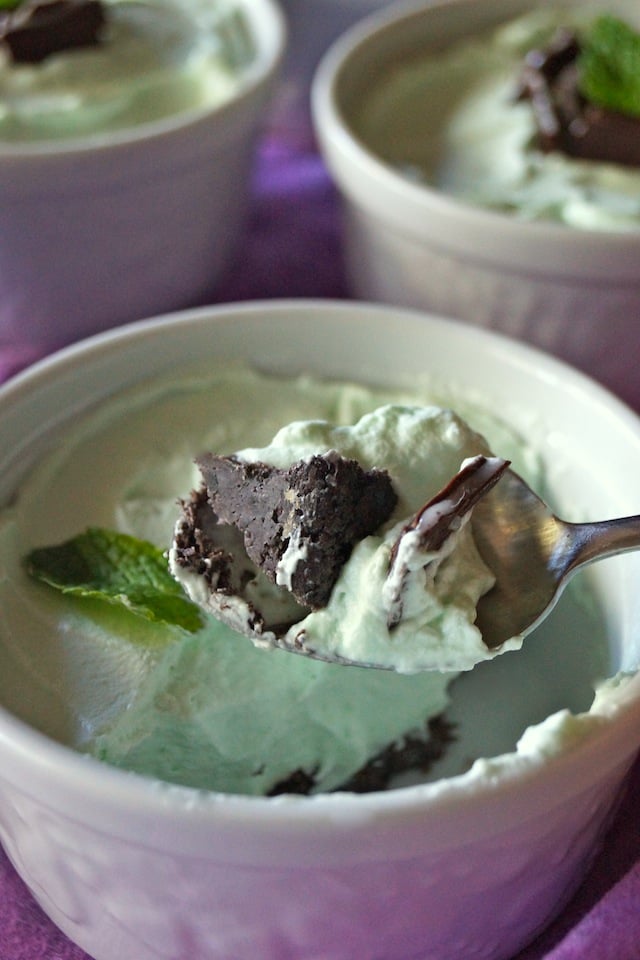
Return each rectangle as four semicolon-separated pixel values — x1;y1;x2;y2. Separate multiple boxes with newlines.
175;451;398;613
517;27;640;167
0;0;106;64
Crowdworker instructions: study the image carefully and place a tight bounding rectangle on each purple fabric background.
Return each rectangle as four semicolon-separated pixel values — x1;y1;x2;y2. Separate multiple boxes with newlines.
1;133;640;960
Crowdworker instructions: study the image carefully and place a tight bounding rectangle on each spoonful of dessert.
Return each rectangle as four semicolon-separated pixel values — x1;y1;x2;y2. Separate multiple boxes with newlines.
25;402;640;674
171;443;640;673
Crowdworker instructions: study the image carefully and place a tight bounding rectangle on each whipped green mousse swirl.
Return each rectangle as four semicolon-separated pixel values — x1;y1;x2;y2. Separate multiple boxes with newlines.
0;0;254;141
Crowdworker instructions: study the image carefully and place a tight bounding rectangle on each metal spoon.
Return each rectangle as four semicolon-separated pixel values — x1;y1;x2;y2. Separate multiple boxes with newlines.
472;468;640;649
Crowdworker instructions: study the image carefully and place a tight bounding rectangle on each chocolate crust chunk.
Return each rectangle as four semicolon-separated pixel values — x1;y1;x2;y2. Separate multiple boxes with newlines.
0;1;106;64
195;450;398;610
173;486;238;593
267;715;456;796
339;715;456;793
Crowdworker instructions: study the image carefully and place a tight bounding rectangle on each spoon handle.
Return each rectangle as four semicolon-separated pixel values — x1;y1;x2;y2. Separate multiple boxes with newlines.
567;515;640;571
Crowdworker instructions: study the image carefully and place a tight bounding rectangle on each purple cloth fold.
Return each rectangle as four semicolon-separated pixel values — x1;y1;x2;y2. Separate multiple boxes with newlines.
1;134;639;960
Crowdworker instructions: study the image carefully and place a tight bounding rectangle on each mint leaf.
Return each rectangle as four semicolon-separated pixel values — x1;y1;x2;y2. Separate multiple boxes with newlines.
25;528;204;634
0;1;24;10
580;15;640;118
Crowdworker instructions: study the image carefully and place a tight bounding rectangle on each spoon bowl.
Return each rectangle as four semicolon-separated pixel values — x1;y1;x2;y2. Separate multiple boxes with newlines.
473;469;640;650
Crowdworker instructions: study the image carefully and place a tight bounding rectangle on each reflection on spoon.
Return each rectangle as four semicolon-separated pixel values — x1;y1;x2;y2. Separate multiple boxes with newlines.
472;467;640;649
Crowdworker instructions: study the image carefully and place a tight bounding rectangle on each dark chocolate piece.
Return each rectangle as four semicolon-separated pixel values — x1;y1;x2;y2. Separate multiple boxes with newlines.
195;450;397;610
517;28;640;167
385;456;509;629
0;0;105;64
